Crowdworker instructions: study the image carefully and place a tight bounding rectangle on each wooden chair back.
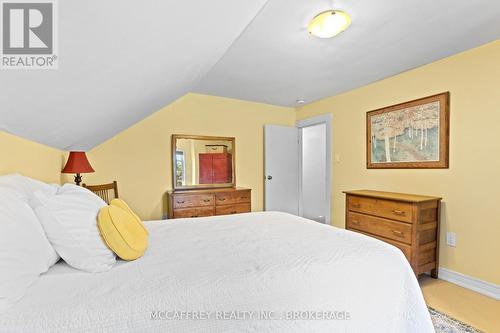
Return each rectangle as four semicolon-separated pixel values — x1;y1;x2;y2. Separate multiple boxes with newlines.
82;181;119;204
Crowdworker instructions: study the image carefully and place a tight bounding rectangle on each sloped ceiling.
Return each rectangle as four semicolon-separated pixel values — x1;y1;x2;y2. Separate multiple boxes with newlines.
0;0;268;150
197;0;500;106
1;0;500;150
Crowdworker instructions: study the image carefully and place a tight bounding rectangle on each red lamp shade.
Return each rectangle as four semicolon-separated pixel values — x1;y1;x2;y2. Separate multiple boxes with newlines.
62;152;95;174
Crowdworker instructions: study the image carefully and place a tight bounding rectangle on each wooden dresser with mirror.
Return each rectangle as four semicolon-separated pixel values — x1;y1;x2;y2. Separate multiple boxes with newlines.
168;134;251;219
344;190;441;278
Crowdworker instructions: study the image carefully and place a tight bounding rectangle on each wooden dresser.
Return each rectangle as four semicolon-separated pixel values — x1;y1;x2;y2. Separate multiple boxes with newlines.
168;188;251;219
344;190;441;278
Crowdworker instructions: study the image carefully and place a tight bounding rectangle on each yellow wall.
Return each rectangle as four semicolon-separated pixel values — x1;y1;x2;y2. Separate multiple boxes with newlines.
0;130;62;183
296;40;500;284
81;93;295;220
2;38;496;286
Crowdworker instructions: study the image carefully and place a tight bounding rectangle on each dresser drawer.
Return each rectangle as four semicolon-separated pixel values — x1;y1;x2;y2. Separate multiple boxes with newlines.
347;212;412;244
348;196;413;223
215;190;251;206
172;194;214;209
352;229;412;262
215;203;251;216
173;207;215;219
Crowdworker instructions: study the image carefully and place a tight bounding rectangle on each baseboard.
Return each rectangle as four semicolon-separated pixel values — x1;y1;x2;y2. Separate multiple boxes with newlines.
437;267;500;300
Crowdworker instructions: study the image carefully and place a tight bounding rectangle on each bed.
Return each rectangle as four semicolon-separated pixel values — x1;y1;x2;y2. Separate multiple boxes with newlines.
0;212;434;333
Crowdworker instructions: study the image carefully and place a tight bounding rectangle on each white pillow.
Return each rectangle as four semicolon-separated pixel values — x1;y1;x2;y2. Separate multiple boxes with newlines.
30;184;116;273
0;173;59;201
0;188;59;312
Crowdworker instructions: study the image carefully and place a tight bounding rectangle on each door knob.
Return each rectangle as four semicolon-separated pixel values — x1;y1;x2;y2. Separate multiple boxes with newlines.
266;175;273;180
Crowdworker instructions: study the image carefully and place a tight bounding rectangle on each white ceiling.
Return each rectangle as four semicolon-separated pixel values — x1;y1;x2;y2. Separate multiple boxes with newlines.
0;0;268;150
1;0;500;150
196;0;500;106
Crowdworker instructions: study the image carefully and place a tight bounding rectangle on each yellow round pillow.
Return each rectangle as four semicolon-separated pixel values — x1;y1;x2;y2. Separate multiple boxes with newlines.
98;199;148;260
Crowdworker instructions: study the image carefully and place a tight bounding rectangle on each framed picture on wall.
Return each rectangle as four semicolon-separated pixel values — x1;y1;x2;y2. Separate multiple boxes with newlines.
366;92;450;169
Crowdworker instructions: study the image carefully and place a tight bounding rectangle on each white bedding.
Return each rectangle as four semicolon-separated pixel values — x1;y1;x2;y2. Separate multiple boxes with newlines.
0;212;433;333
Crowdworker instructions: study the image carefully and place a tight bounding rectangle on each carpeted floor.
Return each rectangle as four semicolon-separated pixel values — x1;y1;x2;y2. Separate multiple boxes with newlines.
429;307;484;333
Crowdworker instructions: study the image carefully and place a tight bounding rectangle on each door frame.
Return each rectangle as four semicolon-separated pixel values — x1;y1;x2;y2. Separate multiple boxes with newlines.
296;114;332;224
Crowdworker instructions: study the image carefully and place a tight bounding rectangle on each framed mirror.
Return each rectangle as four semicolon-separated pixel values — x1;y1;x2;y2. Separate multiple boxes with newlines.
172;134;236;190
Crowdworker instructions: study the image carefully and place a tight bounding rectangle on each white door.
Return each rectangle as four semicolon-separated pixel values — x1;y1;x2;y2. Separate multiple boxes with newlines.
264;125;299;214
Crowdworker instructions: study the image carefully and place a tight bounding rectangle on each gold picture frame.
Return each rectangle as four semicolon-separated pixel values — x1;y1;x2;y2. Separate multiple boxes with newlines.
367;92;450;169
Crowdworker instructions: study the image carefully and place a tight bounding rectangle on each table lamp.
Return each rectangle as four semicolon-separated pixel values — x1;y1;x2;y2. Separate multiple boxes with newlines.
62;152;95;186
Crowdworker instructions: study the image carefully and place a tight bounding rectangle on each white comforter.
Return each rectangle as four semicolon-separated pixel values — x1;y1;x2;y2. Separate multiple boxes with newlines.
0;212;433;333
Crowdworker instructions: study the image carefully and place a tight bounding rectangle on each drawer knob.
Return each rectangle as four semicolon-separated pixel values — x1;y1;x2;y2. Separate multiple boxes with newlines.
231;211;237;214
219;198;226;201
203;199;211;202
392;210;406;216
392;230;404;237
351;203;361;208
177;200;185;204
351;219;360;225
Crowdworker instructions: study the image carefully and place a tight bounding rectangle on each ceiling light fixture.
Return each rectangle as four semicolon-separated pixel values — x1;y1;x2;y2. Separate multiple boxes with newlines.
296;99;305;105
308;10;351;38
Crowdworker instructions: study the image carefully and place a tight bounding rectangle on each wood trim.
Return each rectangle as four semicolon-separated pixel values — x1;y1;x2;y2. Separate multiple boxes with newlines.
366;92;450;169
171;134;236;191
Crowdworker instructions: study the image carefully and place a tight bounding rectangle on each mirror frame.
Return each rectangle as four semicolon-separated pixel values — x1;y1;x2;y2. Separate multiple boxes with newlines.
171;134;236;191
